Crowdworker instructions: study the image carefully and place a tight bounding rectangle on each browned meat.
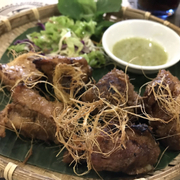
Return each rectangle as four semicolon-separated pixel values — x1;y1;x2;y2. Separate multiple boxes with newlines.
81;68;139;107
62;68;160;175
32;55;92;83
53;63;89;103
0;84;63;143
144;70;180;150
0;114;6;137
0;53;43;89
81;68;140;120
63;125;160;175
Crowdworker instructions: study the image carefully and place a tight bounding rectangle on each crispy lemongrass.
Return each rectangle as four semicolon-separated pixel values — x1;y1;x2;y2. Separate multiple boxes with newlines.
53;82;140;175
0;53;150;175
146;75;180;124
53;63;87;104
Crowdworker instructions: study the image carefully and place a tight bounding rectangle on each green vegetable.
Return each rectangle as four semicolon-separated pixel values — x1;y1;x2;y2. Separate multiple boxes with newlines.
12;15;106;67
72;20;97;38
96;0;122;15
28;16;97;51
58;0;122;21
8;0;122;68
82;50;106;68
27;16;101;60
8;44;27;53
58;0;122;39
58;0;96;21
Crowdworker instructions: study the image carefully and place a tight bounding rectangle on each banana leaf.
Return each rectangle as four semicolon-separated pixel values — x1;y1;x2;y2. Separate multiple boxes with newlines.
0;26;180;179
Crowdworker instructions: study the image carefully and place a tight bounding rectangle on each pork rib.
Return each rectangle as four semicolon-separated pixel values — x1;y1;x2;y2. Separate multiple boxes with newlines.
0;53;43;89
63;125;160;175
144;70;180;150
32;55;92;83
81;68;139;106
0;84;63;143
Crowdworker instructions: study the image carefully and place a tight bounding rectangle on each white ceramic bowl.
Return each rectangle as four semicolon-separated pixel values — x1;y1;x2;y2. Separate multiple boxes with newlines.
102;19;180;74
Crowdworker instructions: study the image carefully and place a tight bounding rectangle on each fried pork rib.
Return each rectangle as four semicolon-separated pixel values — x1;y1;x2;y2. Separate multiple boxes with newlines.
144;70;180;150
0;53;43;89
81;68;139;106
32;55;92;83
0;52;161;176
63;125;160;175
0;84;63;143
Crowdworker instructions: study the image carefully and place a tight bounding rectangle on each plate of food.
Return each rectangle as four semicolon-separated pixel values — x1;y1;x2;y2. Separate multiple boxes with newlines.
0;1;180;180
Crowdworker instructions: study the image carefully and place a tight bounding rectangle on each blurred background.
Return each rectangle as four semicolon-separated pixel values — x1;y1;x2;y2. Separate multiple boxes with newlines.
0;0;179;26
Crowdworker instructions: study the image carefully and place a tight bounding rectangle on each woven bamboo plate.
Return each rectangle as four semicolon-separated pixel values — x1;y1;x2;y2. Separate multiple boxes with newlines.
0;4;180;180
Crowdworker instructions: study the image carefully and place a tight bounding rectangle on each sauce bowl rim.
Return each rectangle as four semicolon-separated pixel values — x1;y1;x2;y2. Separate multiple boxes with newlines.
102;19;180;73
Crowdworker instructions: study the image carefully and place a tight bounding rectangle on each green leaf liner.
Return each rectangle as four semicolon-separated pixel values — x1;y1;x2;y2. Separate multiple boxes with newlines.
0;27;180;179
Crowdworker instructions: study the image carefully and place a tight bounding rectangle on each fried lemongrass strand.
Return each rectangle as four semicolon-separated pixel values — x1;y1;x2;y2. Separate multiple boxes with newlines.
109;84;127;106
0;53;46;90
143;70;180;150
53;91;135;175
53;68;144;175
151;78;180;122
53;63;87;104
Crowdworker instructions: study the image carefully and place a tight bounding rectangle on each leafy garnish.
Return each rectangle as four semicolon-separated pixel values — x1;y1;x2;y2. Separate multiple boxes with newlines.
58;0;122;39
58;0;122;21
26;16;105;67
8;44;27;53
58;0;97;21
82;50;106;67
8;0;122;68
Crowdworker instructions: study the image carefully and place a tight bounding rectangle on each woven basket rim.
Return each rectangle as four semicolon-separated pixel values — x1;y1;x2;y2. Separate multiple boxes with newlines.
0;4;180;37
0;4;180;180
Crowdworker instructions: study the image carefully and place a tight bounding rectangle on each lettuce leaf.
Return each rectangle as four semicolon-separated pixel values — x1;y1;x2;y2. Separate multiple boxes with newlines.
9;0;122;68
58;0;122;40
58;0;97;21
58;0;122;21
82;50;106;67
27;16;97;55
8;44;27;53
96;0;122;15
72;20;97;38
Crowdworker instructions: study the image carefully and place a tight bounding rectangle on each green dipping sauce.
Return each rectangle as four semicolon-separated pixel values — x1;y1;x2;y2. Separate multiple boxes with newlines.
112;37;168;66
